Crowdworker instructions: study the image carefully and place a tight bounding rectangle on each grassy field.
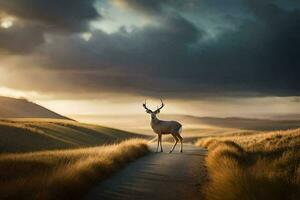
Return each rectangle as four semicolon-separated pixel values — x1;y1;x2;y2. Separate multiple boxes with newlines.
0;139;149;200
196;128;300;200
0;118;147;153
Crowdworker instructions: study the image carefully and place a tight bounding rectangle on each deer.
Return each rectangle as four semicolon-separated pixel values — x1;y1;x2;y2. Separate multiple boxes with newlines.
143;99;183;153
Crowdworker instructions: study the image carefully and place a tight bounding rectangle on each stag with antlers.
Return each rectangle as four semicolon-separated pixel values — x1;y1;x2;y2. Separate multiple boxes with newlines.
143;99;183;153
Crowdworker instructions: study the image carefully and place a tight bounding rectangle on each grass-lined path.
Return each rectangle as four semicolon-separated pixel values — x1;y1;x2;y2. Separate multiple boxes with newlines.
85;143;207;200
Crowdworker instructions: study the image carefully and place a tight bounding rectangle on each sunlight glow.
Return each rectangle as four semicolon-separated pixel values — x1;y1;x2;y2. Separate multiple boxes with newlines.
0;19;13;29
0;87;47;99
81;32;93;41
35;98;186;118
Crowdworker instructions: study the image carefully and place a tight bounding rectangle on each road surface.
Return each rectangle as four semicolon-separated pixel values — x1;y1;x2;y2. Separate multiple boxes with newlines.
84;143;207;200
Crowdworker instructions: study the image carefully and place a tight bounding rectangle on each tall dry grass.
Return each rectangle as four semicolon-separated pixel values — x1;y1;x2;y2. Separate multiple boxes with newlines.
0;139;149;200
196;128;300;200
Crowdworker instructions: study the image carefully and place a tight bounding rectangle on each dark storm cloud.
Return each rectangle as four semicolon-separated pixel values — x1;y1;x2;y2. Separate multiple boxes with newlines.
0;23;44;54
6;13;203;97
2;0;300;98
0;0;100;32
115;0;246;16
41;13;200;70
0;0;100;54
198;0;300;96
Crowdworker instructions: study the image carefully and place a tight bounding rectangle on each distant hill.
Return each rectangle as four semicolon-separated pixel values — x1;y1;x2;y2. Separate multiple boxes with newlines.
161;115;300;131
71;114;300;133
0;96;71;120
0;119;148;153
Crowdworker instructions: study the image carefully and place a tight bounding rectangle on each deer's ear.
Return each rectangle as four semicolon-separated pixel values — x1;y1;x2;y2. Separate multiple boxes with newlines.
155;110;160;114
146;110;151;114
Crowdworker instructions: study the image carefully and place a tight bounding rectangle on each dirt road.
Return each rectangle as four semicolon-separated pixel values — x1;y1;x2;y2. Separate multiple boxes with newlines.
84;143;207;200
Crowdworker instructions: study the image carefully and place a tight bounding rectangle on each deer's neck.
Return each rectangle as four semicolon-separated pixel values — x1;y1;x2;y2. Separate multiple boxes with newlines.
151;115;161;125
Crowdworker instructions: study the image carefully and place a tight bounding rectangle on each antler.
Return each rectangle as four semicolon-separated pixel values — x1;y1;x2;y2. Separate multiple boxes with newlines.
154;98;164;114
143;100;153;113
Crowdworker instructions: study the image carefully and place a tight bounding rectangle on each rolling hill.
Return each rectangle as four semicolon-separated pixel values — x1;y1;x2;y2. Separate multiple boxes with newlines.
0;96;147;153
0;119;147;153
0;96;71;120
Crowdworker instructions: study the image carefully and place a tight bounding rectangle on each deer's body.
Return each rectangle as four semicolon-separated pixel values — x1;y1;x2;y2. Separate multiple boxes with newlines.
143;99;183;153
151;118;182;135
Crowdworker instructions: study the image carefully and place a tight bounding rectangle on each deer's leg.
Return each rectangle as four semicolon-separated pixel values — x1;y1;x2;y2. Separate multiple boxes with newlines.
156;134;160;153
177;134;183;153
159;134;163;152
169;134;179;153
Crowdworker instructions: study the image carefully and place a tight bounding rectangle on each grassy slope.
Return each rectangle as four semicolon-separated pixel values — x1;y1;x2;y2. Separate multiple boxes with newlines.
0;119;148;153
0;139;149;200
196;129;300;200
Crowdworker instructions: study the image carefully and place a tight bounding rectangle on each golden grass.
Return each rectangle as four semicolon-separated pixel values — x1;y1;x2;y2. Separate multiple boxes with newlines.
0;119;148;152
196;128;300;200
0;139;149;200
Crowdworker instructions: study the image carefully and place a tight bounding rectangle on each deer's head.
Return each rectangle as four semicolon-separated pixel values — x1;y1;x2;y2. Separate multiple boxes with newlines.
143;99;165;119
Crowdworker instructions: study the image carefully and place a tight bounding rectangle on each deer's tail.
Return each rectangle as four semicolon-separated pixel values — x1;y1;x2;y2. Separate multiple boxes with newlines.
178;126;182;134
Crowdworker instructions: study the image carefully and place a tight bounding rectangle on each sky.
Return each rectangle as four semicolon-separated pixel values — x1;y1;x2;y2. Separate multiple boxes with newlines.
0;0;300;119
